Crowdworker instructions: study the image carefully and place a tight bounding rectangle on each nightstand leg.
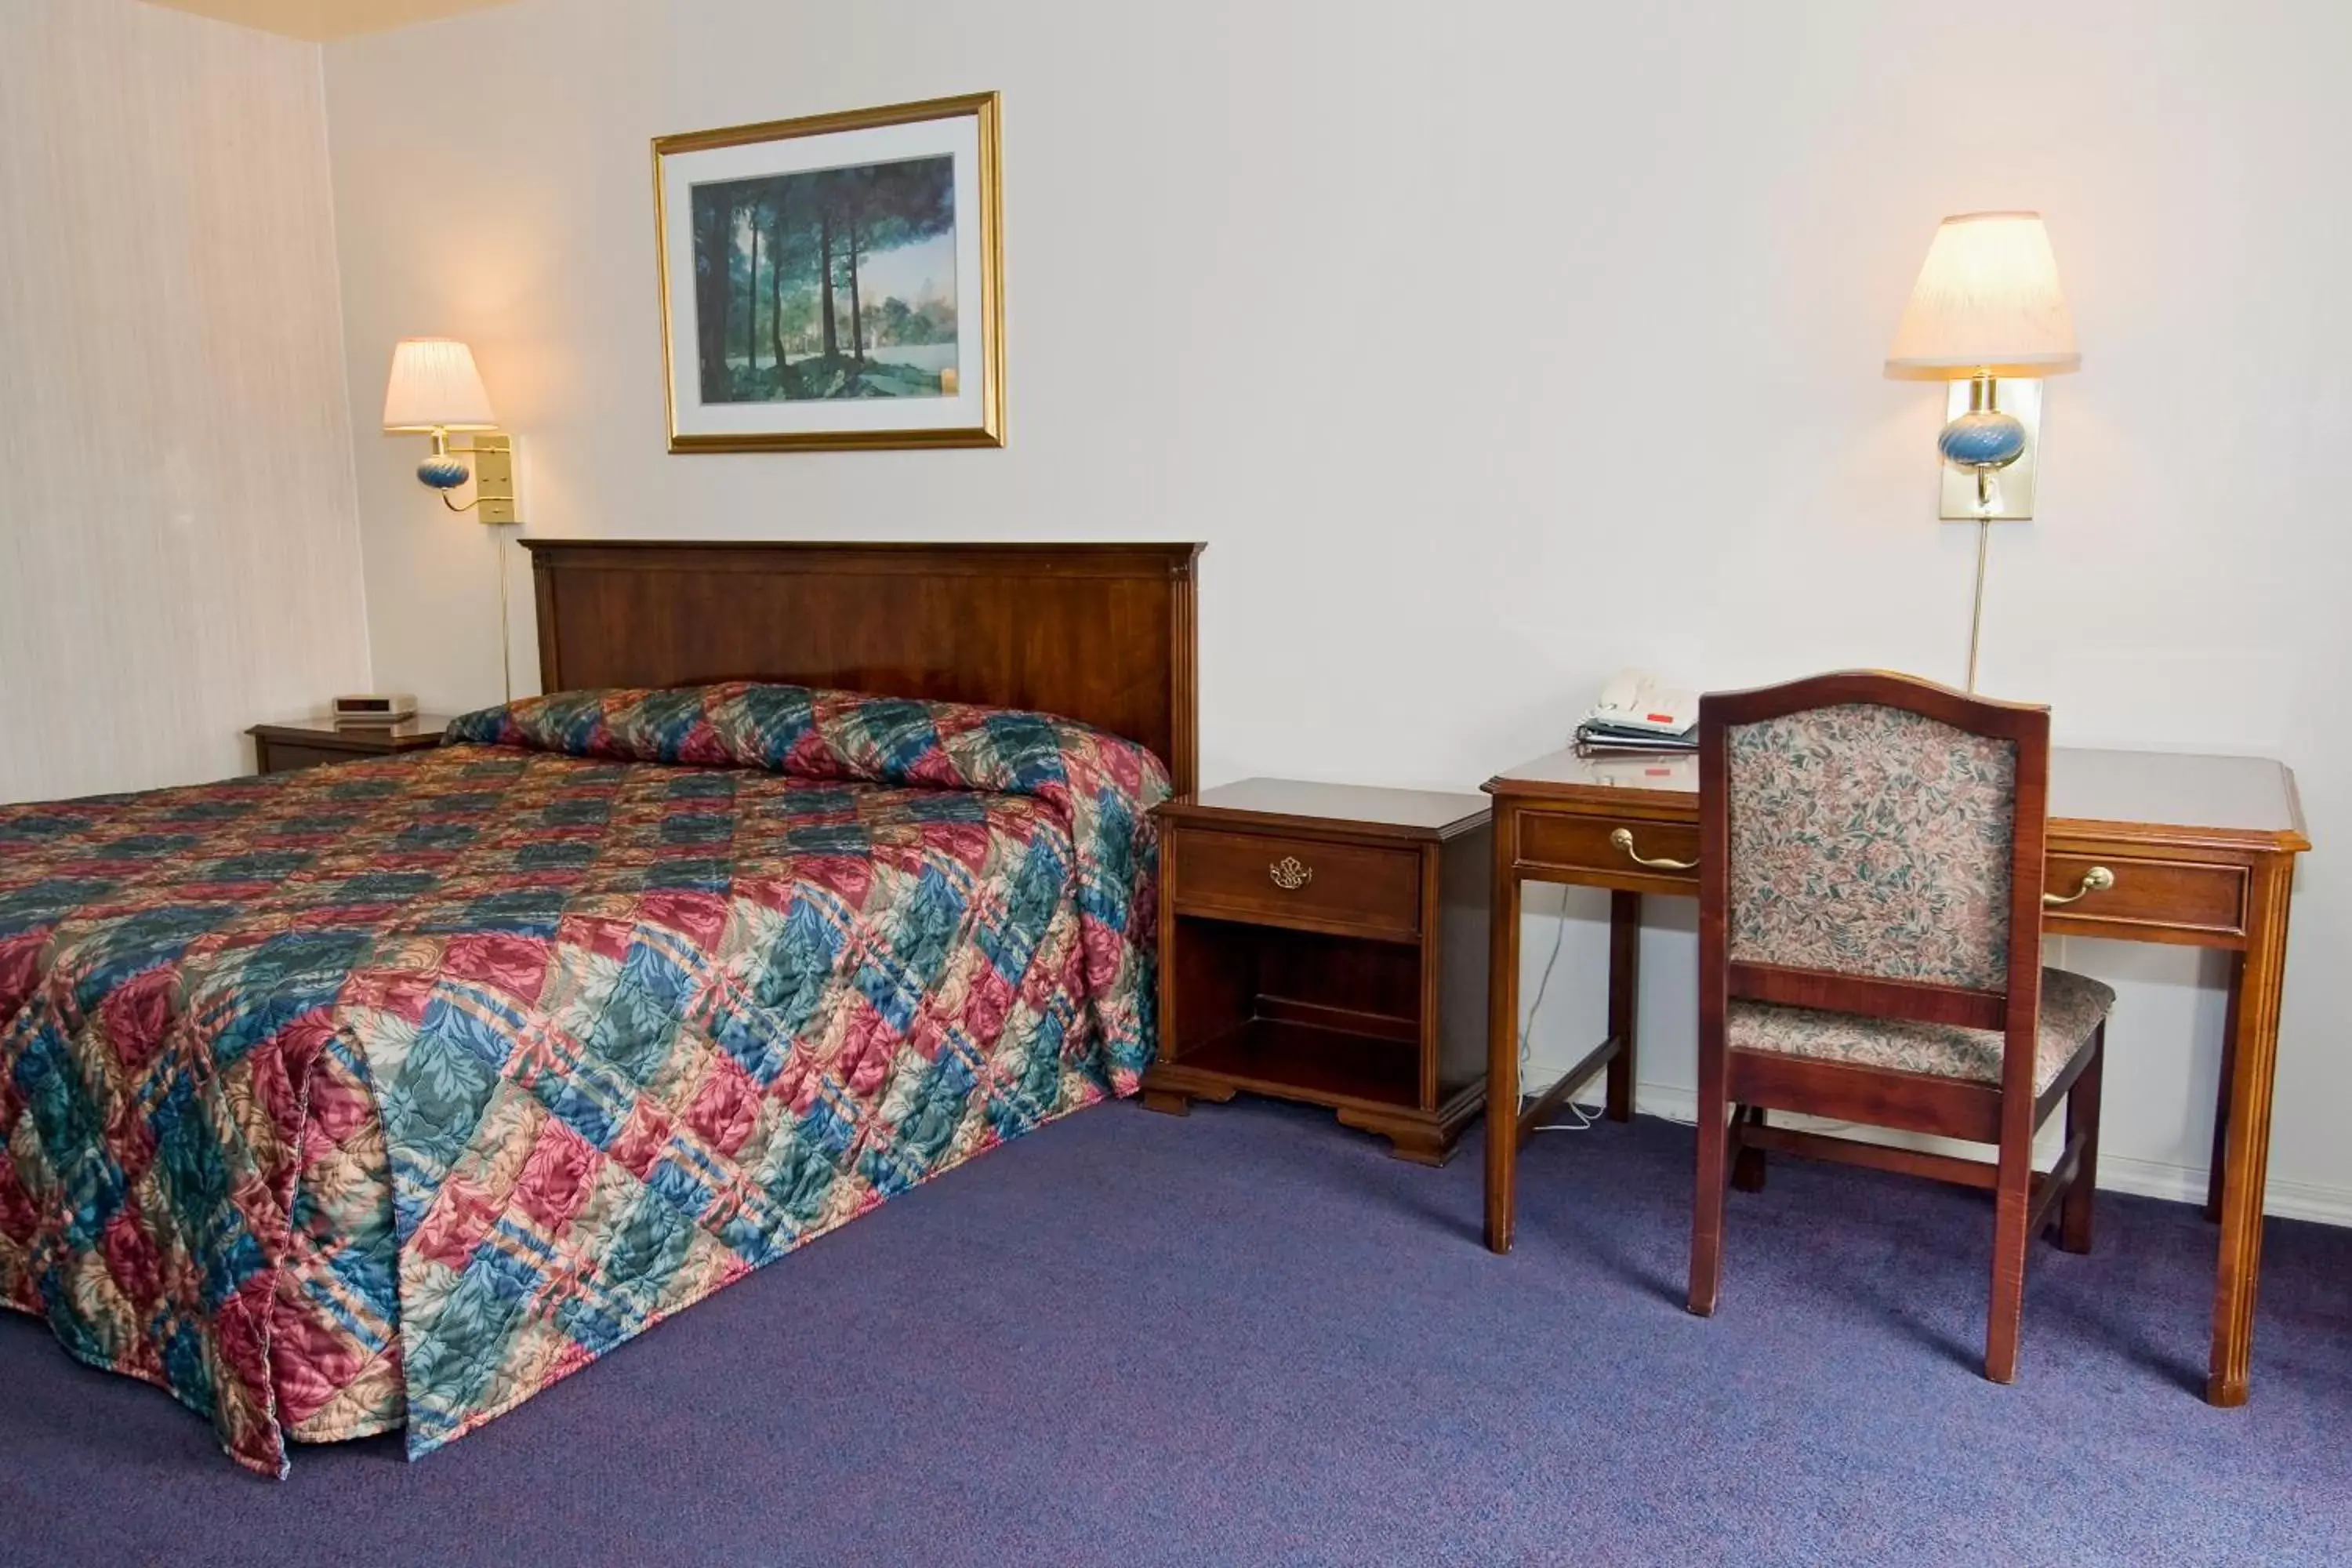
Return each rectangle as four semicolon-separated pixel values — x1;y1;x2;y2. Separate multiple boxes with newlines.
1141;1088;1191;1117
1606;891;1640;1123
1382;1129;1450;1167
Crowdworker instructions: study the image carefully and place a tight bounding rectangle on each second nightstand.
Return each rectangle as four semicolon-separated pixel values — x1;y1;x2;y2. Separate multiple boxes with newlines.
248;715;453;776
1141;779;1492;1164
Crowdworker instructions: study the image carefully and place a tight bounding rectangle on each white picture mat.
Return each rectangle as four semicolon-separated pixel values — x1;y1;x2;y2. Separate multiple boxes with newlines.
662;114;986;437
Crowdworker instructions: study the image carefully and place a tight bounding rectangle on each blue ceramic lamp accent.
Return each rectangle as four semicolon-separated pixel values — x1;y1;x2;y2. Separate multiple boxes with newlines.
1936;408;2028;471
1936;379;2031;520
417;453;473;489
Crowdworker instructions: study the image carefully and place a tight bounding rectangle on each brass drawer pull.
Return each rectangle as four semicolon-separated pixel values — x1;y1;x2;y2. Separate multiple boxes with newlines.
1610;828;1699;871
2045;866;2117;906
1269;855;1314;891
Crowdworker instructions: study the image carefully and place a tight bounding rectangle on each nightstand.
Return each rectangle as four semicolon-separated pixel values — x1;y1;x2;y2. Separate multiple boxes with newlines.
247;715;452;776
1141;778;1492;1164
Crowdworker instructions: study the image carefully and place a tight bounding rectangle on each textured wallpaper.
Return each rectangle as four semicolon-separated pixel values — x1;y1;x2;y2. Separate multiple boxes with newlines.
0;0;368;802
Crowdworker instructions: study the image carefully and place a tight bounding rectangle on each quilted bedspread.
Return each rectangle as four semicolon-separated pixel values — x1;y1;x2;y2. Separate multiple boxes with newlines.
0;684;1165;1475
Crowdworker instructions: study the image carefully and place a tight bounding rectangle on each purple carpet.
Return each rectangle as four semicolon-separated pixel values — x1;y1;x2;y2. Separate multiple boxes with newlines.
4;1098;2348;1566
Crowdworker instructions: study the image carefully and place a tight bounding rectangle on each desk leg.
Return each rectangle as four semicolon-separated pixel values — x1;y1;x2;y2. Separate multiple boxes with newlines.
2208;856;2296;1407
1483;805;1523;1254
1606;891;1640;1122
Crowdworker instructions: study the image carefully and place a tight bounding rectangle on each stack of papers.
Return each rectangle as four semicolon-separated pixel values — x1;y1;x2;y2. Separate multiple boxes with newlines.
1574;717;1697;755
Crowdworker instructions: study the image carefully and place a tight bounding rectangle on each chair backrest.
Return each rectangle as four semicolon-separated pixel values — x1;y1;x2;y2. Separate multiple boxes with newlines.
1698;672;2052;1053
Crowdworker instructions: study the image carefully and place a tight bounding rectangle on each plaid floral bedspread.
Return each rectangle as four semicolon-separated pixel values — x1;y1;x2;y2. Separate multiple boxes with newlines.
0;684;1165;1475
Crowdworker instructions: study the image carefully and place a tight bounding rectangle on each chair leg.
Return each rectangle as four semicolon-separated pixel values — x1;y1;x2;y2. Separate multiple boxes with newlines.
1731;1105;1768;1192
2060;1025;2104;1255
1985;1138;2033;1385
1689;1045;1730;1316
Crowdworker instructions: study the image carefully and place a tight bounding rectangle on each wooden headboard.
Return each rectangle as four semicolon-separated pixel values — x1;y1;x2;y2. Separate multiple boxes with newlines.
521;539;1203;794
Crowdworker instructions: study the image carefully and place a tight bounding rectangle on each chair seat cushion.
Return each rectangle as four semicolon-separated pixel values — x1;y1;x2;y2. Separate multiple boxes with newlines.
1727;967;2115;1093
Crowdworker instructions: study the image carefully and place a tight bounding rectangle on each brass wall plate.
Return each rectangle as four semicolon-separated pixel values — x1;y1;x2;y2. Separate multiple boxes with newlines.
1940;377;2042;521
468;432;518;526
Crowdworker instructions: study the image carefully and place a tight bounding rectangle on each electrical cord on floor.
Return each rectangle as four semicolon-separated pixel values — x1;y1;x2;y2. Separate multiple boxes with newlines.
1516;899;1599;1134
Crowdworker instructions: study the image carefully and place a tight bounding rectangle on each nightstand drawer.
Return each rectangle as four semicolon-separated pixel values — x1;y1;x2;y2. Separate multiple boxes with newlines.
1517;813;1700;887
1171;828;1421;940
255;741;366;775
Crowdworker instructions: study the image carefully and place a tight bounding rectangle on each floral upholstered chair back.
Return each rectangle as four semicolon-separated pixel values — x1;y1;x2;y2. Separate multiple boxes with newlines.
1725;702;2020;993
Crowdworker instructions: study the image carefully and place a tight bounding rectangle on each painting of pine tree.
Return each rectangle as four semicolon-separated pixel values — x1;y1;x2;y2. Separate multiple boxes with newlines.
656;93;1001;449
689;154;959;402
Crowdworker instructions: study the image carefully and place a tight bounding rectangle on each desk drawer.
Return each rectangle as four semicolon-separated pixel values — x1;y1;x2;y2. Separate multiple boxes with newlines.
1518;814;1701;887
1171;829;1421;939
2045;854;2246;941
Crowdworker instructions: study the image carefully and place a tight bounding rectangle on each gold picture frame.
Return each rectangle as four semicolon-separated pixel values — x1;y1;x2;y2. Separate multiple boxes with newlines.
652;92;1004;452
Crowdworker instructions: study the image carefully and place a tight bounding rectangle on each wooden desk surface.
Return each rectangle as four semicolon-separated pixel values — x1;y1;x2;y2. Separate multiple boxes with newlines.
1490;746;2309;852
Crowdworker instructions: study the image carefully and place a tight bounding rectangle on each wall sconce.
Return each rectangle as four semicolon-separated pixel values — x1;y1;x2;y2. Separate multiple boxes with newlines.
382;337;520;524
383;336;522;699
1885;212;2079;690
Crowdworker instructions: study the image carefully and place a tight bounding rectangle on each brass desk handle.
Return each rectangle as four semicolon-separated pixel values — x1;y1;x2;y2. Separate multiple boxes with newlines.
2044;866;2117;906
1610;828;1699;872
1269;855;1314;891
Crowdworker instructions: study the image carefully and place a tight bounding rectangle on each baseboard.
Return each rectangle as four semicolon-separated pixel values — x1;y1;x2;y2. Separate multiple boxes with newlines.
1540;1077;2352;1229
2088;1154;2352;1229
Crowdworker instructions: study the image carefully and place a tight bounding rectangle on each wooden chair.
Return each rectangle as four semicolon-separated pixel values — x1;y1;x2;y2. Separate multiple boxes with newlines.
1686;670;2111;1385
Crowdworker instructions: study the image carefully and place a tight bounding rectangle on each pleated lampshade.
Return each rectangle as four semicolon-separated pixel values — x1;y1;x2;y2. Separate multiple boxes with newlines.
382;338;499;430
1885;212;2080;380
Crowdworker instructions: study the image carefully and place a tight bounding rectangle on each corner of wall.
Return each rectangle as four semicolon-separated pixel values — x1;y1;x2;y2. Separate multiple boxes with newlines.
309;35;375;695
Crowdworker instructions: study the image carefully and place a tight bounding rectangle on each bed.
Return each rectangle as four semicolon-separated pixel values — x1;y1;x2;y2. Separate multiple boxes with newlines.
0;539;1201;1475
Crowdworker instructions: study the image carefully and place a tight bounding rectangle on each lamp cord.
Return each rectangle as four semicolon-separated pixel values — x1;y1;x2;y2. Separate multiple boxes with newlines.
495;528;513;704
1517;893;1599;1134
1964;516;1990;693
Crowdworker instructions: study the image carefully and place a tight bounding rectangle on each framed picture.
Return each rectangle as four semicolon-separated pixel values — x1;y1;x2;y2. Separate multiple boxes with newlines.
652;92;1004;452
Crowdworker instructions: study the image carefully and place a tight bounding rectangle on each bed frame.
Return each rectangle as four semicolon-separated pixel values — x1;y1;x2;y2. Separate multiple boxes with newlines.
521;539;1203;794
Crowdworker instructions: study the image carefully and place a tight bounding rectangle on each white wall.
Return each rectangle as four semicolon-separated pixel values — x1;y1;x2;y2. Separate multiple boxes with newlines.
320;0;2352;1218
0;0;370;801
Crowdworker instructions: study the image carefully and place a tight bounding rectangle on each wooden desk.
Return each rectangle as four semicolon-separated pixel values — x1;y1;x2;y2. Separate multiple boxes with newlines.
1481;745;2311;1406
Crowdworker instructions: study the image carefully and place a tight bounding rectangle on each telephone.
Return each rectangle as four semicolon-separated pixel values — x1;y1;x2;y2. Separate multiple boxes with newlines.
1581;670;1699;737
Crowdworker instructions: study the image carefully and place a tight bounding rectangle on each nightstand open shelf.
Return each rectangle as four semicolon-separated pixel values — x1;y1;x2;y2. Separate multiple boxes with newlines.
1165;914;1425;1110
1176;1015;1422;1111
1142;779;1492;1164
